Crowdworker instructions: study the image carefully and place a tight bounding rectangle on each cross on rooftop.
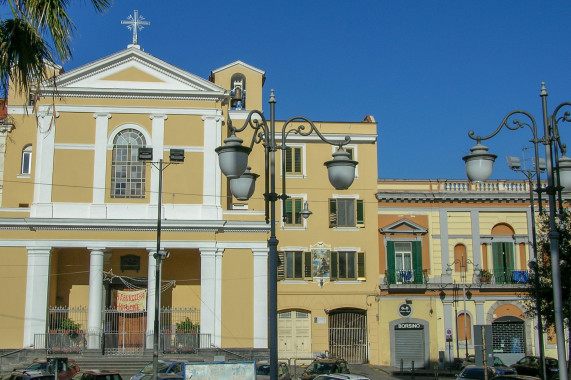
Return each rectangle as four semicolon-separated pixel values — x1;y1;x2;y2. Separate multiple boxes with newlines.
121;10;150;46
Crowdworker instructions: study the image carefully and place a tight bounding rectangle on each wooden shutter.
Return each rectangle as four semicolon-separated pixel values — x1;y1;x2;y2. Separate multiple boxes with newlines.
412;241;422;284
357;252;365;279
331;251;338;280
329;199;337;227
294;147;302;173
356;200;364;227
304;252;312;278
277;251;285;280
387;241;396;284
285;147;293;172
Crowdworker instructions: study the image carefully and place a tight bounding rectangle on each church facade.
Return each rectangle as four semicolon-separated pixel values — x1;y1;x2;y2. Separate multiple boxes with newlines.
0;42;379;364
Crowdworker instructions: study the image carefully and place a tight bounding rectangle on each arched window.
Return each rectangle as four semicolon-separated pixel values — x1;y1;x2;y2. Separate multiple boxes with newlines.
454;244;467;273
458;312;472;342
21;145;32;175
230;73;246;110
111;129;146;198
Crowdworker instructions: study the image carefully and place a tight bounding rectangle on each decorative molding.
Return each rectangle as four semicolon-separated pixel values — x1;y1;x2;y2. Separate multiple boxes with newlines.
380;218;428;235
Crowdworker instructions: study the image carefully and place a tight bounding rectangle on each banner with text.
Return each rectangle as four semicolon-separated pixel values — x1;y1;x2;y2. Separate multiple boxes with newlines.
114;289;147;311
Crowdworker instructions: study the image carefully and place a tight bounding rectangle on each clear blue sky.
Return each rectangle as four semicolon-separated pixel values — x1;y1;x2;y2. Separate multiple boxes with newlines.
3;1;571;180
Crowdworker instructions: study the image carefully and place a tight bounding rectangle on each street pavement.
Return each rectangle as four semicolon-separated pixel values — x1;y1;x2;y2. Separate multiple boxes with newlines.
289;364;439;380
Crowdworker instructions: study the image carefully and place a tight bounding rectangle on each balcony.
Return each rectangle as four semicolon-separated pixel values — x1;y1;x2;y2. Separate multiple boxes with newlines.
384;269;428;292
479;268;531;288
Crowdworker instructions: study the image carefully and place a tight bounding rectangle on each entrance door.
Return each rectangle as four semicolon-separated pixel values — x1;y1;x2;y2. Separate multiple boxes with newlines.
278;310;311;360
103;287;147;355
328;309;368;363
394;323;425;368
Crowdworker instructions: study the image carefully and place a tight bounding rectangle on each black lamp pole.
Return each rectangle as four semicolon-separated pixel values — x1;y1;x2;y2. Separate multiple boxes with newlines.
139;148;184;380
507;154;547;380
463;83;571;380
216;90;358;380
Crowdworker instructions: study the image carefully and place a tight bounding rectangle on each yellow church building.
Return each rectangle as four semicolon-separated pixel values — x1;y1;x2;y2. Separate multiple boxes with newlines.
0;39;379;365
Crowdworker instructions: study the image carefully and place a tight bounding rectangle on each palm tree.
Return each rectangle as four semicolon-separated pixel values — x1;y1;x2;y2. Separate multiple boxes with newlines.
0;0;111;97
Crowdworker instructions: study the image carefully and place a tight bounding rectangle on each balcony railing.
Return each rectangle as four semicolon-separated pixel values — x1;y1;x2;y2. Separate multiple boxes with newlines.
479;269;530;285
385;269;428;285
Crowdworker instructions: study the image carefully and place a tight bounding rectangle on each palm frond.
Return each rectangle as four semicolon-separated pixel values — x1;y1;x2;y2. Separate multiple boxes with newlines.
0;17;52;96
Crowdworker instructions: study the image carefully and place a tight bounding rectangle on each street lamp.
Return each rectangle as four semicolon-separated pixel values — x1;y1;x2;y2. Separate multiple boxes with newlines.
446;257;480;360
216;89;357;380
507;151;547;380
462;82;571;380
138;147;185;380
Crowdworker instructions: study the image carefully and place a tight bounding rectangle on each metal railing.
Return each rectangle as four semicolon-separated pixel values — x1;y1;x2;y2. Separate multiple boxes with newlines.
385;269;428;285
482;269;531;285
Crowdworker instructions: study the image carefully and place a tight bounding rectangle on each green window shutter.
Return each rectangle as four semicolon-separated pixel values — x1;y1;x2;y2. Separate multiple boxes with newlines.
329;199;337;227
505;243;515;271
357;252;365;279
412;241;422;284
294;198;302;225
356;199;364;227
387;241;396;284
277;251;285;280
304;252;312;278
492;242;503;281
331;251;338;280
294;147;302;173
285;147;292;173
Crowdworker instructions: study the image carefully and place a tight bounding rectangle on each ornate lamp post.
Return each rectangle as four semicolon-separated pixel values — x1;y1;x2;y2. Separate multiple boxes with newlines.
216;90;357;380
138;147;185;380
507;152;547;380
446;257;480;360
462;83;571;380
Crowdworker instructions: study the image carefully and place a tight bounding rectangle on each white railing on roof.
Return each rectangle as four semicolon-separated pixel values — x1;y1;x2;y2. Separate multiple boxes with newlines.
442;180;533;193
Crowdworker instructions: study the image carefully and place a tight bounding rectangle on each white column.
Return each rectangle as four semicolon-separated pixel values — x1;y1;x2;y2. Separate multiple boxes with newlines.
443;300;454;362
202;114;223;219
23;247;51;347
252;248;269;348
150;114;167;208
32;111;57;217
200;247;223;347
87;248;105;349
475;301;485;325
91;113;111;218
146;249;157;348
0;124;14;205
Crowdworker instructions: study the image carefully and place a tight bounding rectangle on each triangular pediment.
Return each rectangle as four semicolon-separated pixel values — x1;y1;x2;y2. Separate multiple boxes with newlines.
100;67;164;82
379;218;427;235
211;60;265;76
39;46;227;100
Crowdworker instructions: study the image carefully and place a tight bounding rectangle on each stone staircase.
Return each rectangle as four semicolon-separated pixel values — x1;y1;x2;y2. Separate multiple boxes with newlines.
1;348;270;380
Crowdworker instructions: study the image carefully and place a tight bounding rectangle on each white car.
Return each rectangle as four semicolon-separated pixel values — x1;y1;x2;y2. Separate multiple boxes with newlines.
312;375;370;380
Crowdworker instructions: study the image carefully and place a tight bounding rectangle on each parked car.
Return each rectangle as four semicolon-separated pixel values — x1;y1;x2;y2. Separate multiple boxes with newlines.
256;361;291;379
6;370;54;380
300;358;350;380
14;359;80;380
457;365;498;380
510;356;559;380
461;355;517;375
130;361;186;380
72;370;122;380
493;375;542;380
313;375;370;380
138;375;183;380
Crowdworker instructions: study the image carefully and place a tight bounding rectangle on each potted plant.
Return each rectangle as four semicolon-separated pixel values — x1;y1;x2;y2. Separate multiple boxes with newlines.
176;317;199;333
175;318;200;351
60;317;82;338
479;269;492;284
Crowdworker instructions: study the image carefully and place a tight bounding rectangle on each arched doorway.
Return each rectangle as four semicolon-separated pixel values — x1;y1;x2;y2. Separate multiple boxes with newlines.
328;308;368;364
278;310;311;360
492;315;526;364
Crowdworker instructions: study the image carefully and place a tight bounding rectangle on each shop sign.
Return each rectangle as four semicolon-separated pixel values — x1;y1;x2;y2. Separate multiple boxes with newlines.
398;303;412;317
395;322;423;330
